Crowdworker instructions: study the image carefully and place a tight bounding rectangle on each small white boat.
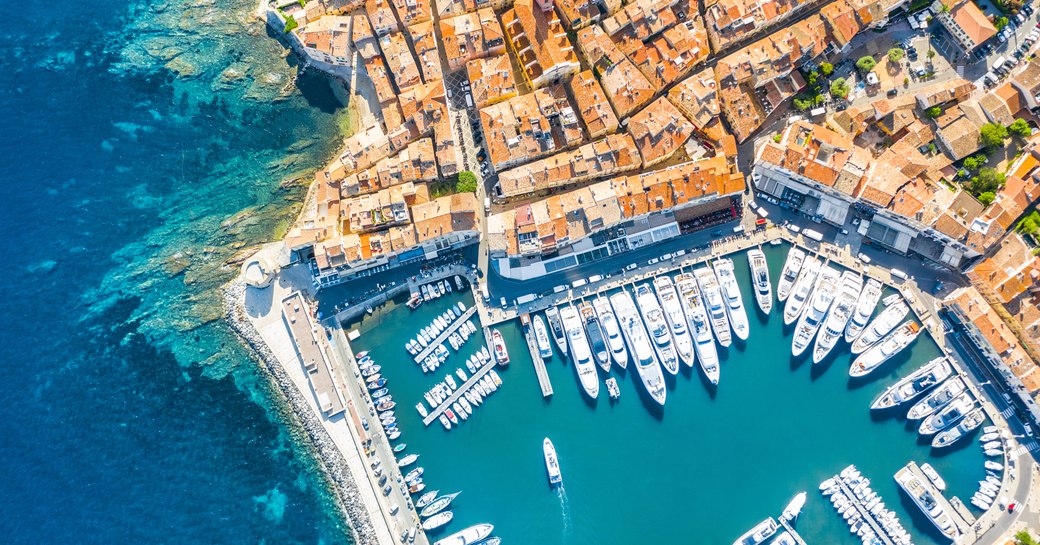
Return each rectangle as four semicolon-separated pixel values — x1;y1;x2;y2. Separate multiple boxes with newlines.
416;403;429;418
420;492;459;518
545;306;568;356
713;258;750;341
543;437;562;485
851;300;909;354
490;369;502;386
783;255;822;325
533;315;553;359
606;377;621;399
985;460;1003;471
491;329;509;366
397;453;419;467
747;248;773;314
850;321;922;377
776;247;806;302
845;278;883;343
459;396;472;416
920;463;946;491
439;414;451;429
432;524;494;545
782;492;807;521
792;264;839;357
421;511;453;531
732;518;778;545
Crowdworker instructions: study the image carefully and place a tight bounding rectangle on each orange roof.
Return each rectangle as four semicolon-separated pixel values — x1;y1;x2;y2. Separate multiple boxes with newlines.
950;0;997;46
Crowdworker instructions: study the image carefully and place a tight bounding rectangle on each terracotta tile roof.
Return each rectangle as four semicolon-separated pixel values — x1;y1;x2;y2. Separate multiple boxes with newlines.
502;0;579;87
408;22;444;83
466;53;517;108
440;8;504;71
379;31;421;90
950;0;997;48
668;67;719;130
626;96;695;167
496;133;641;197
569;70;619;138
478;85;584;170
390;0;431;25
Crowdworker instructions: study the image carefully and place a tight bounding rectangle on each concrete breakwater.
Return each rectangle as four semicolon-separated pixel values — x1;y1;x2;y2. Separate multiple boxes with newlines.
223;280;379;545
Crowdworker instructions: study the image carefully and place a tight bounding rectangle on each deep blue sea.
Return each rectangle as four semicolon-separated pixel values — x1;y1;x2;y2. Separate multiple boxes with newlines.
0;0;354;543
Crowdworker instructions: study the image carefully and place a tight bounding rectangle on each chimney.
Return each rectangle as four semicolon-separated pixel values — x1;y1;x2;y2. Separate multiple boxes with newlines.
536;0;554;12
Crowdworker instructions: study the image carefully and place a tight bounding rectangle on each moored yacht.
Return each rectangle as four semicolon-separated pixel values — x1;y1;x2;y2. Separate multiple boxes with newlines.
732;517;779;545
560;305;600;399
593;296;628;369
676;273;719;385
850;321;921;377
694;266;732;347
792;264;839;357
777;247;806;302
533;314;553;359
654;275;696;367
610;290;666;405
579;301;610;372
636;283;679;374
933;407;985;448
543;437;562;485
919;392;974;435
432;524;494;545
894;465;959;540
783;256;822;325
782;492;807;522
747;248;773;314
870;357;952;410
851;299;909;354
713;258;750;341
907;377;967;420
812;270;863;363
845;278;883;343
545;306;568;356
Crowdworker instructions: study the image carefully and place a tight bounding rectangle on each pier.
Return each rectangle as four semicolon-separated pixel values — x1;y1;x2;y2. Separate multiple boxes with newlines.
412;306;478;364
282;293;346;417
777;517;808;545
520;313;553;398
897;462;975;539
834;475;898;545
421;360;498;426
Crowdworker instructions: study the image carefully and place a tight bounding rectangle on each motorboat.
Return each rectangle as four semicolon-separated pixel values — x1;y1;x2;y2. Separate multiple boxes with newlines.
439;414;451;429
416;490;439;509
920;463;946;491
694;266;732;347
850;321;921;377
432;524;494;545
812;270;863;363
783;255;822;325
792;264;839;357
491;329;509;366
451;401;464;420
543;437;562;485
776;247;806;302
420;492;460;518
580;301;611;371
416;403;429;418
446;409;458;425
984;461;1003;471
421;511;453;531
919;392;974;435
907;376;967;420
636;283;679;374
732;517;778;545
980;432;1000;442
397;453;419;467
533;314;553;359
713;258;750;341
393;443;407;453
747;248;773;314
851;300;910;354
404;467;424;483
490;369;502;387
545;306;568;356
593;296;628;369
894;465;959;540
870;358;951;410
676;273;719;385
845;278;883;343
610;289;665;405
654;275;696;367
560;304;600;399
606;377;621;399
934;407;985;448
458;396;472;416
782;492;807;521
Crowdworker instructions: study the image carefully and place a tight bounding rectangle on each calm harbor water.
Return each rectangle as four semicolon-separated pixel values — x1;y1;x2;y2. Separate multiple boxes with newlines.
346;243;986;545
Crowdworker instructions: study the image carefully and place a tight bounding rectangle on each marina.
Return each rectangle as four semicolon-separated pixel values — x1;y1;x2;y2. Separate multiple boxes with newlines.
412;306;479;364
521;313;554;398
895;461;974;540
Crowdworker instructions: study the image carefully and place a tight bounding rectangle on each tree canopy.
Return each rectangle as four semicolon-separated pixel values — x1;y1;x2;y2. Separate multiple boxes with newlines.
969;167;1005;195
925;106;942;118
856;56;877;73
979;122;1008;148
456;171;478;193
1009;118;1032;138
887;48;905;62
819;62;834;76
830;78;850;99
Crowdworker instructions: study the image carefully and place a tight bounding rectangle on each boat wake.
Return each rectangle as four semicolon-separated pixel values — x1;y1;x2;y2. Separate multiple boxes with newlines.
557;484;571;535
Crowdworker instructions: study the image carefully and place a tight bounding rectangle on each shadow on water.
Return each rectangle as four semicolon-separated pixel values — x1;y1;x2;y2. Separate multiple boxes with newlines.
696;369;719;400
632;381;666;421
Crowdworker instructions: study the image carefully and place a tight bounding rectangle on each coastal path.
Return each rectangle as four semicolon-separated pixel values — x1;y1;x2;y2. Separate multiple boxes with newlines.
421;360;498;427
412;306;477;364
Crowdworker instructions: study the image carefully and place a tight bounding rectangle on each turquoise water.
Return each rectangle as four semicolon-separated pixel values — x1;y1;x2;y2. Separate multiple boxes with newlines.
346;244;986;545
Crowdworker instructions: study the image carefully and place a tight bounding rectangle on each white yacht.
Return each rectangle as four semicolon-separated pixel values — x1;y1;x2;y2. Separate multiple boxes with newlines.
713;258;750;341
432;524;494;545
545;306;568;356
676;273;720;385
654;275;696;367
792;264;839;357
845;278;883;343
870;358;951;410
533;314;553;359
919;392;974;435
593;296;628;369
580;301;610;372
543;437;562;485
782;492;807;522
747;248;773;314
783;255;822;325
850;321;921;377
636;283;680;375
907;376;967;420
694;266;732;347
851;299;909;354
894;466;959;540
934;407;985;448
812;271;863;364
559;304;600;399
732;518;779;545
610;290;666;405
777;247;806;302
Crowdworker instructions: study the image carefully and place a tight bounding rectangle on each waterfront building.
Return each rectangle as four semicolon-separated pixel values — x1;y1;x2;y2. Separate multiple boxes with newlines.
932;0;996;54
440;8;505;72
494;133;642;198
296;16;354;71
379;31;422;90
479;85;584;171
568;70;619;139
502;0;581;89
466;54;519;109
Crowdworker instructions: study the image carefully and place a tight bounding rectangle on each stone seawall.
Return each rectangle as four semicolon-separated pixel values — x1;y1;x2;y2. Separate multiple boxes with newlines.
223;279;379;545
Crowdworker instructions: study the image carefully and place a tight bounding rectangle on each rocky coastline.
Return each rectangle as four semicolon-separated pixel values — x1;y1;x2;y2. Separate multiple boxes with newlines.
223;279;379;545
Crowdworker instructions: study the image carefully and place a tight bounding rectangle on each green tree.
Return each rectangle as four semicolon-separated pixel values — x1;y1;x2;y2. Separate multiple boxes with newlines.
925;106;943;118
888;48;905;62
283;14;298;33
820;62;834;76
456;171;478;193
962;154;987;171
793;98;812;111
1009;118;1032;138
996;16;1009;30
856;56;877;73
1018;213;1040;236
971;167;1006;195
830;78;850;99
773;133;782;143
980;122;1009;148
938;1;951;13
978;192;996;205
927;49;936;59
807;70;819;87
